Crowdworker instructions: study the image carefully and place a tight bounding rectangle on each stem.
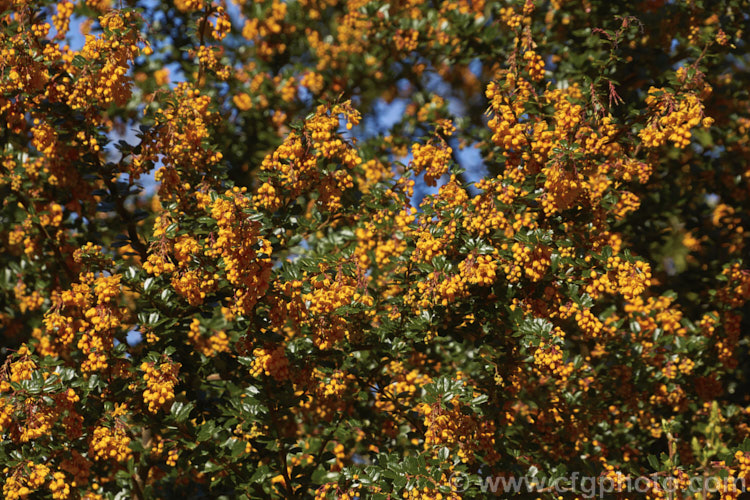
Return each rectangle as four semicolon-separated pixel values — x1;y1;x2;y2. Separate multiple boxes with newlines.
266;386;297;499
130;469;145;500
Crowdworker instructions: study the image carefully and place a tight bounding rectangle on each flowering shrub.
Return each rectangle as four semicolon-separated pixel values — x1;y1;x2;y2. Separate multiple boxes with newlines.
1;0;750;498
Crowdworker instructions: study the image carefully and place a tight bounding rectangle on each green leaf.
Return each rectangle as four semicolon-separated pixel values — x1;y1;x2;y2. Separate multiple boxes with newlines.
170;401;194;423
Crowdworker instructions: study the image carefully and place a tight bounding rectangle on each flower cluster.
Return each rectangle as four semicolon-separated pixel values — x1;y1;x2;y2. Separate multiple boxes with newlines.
418;401;499;465
137;83;222;195
250;345;290;381
257;101;361;212
207;188;273;315
89;425;132;463
3;462;50;500
639;88;712;148
411;141;452;187
141;359;180;413
187;319;230;357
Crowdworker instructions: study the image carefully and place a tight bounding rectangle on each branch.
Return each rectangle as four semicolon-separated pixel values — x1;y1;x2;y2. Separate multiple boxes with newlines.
266;385;297;499
102;174;149;263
